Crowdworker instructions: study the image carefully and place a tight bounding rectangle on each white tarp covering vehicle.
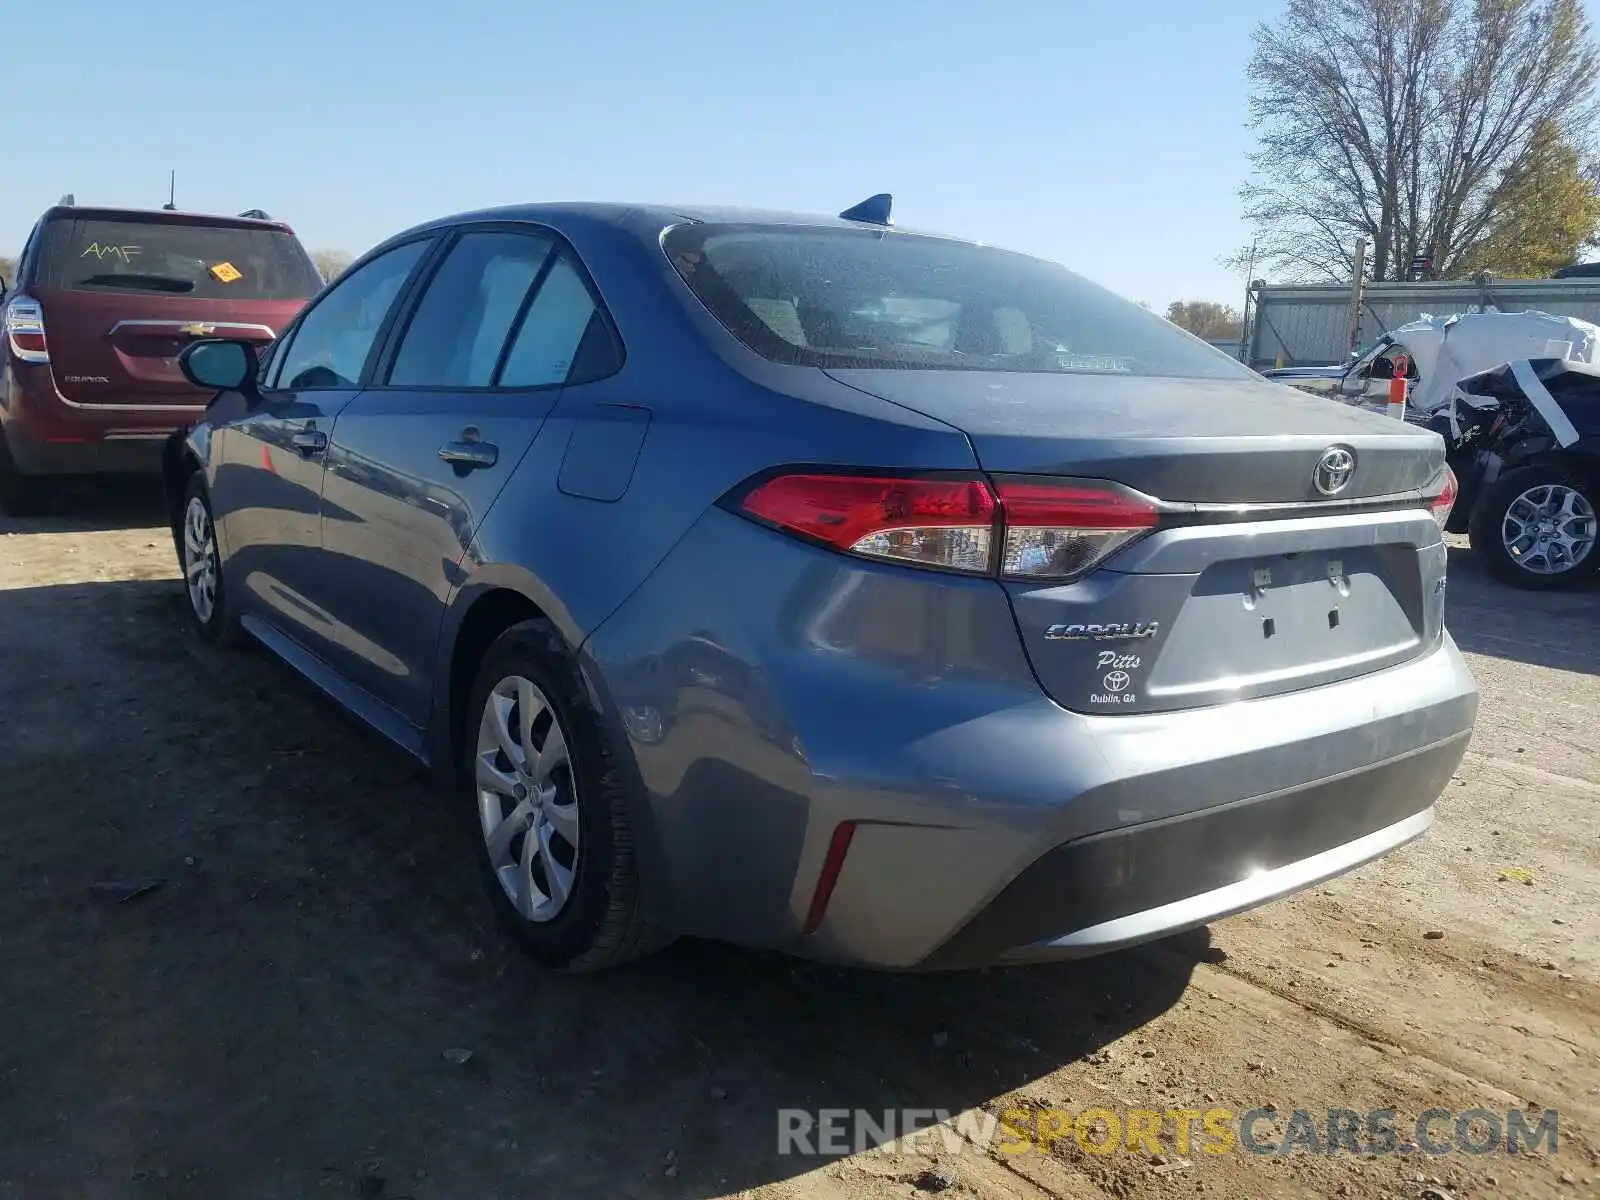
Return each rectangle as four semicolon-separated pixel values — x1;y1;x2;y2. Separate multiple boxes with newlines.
1265;310;1600;418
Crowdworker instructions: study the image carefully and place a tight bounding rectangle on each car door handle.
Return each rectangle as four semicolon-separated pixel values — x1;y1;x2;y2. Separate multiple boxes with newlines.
291;429;328;456
437;441;499;469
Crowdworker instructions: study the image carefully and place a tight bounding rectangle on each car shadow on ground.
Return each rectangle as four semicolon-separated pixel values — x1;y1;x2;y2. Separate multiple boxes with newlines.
0;575;1204;1199
1444;543;1600;676
0;475;168;534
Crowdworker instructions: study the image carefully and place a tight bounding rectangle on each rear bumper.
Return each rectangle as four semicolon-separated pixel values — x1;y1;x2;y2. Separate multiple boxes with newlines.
586;509;1481;972
919;731;1461;969
3;425;170;475
2;362;195;476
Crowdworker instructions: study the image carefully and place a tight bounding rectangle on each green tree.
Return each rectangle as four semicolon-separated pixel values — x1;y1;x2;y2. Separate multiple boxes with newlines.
1166;300;1243;340
1459;122;1600;277
1238;0;1600;282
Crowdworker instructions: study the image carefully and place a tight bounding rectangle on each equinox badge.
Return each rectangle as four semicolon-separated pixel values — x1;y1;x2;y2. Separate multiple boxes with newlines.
1043;621;1160;642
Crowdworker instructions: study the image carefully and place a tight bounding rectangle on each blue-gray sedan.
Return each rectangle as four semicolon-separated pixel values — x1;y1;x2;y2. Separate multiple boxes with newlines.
162;197;1478;972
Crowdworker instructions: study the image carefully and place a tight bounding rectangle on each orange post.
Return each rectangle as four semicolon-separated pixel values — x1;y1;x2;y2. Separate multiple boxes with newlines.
1387;353;1409;420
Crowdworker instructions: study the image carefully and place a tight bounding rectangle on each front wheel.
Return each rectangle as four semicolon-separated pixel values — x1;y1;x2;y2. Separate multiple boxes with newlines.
1468;463;1599;590
178;474;244;644
461;619;669;972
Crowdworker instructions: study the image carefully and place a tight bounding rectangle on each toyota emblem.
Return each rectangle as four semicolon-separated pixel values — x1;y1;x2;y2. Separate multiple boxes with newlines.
1313;446;1356;496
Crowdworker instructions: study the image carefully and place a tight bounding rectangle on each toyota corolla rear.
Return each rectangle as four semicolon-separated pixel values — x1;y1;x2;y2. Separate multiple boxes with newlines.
583;216;1479;971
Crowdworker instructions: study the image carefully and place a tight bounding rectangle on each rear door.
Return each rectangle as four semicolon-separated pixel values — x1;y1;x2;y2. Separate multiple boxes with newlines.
319;226;617;725
29;213;320;408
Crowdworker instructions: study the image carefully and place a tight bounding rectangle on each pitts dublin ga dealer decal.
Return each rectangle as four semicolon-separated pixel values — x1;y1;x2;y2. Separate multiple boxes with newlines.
1042;621;1160;708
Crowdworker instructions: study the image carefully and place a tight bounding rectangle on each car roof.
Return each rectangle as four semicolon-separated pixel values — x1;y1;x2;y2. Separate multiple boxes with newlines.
389;200;969;245
36;205;298;234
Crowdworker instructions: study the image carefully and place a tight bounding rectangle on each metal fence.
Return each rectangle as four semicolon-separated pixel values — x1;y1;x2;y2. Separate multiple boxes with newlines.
1243;277;1600;369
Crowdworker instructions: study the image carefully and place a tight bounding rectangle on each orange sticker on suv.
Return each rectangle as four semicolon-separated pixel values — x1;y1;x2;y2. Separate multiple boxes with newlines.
209;261;243;283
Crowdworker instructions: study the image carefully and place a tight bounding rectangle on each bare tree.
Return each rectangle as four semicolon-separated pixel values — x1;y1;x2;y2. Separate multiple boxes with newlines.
310;249;353;283
0;257;15;286
1240;0;1600;282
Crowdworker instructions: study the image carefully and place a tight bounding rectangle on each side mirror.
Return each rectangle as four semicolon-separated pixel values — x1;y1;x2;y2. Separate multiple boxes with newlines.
1369;358;1394;380
179;338;258;392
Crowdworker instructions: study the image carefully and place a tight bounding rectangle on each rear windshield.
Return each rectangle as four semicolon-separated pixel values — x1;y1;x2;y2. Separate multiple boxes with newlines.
664;223;1256;380
37;217;322;301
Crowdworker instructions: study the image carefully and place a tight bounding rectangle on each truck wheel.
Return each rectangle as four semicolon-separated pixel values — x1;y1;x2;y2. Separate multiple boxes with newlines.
1468;463;1599;590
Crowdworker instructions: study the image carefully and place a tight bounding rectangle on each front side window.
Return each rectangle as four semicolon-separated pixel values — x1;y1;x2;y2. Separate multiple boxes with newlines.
388;231;555;388
663;223;1258;380
272;239;432;390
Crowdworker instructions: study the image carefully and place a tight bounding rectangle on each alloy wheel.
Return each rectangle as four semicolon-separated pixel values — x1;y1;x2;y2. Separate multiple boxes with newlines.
474;675;580;922
1502;483;1597;576
182;495;219;623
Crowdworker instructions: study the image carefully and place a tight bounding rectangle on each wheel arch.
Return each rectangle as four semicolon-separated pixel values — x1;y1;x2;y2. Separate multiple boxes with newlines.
433;572;670;917
160;430;205;533
160;431;205;552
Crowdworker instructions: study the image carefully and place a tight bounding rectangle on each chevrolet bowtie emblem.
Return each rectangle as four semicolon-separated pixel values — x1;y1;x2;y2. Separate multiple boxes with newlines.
179;322;217;336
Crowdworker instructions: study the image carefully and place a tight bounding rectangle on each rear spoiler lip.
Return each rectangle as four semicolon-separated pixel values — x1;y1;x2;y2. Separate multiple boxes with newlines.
38;205;296;233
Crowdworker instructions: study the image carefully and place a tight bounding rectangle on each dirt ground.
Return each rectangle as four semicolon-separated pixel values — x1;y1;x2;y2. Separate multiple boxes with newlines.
2;481;1597;1200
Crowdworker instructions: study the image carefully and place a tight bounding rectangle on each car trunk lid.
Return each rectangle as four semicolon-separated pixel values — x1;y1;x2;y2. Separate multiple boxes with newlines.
828;369;1451;714
826;369;1442;501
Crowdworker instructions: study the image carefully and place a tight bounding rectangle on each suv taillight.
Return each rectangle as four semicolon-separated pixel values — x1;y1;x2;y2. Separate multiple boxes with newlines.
3;297;49;364
733;471;1159;580
1428;465;1458;530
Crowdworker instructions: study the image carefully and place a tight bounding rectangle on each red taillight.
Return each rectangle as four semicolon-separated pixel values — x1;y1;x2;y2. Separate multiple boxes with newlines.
734;470;1159;580
739;473;998;573
3;297;49;364
992;479;1159;580
1429;465;1458;529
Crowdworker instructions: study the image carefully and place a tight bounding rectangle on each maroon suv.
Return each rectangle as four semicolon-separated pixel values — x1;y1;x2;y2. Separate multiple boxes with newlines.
0;203;322;511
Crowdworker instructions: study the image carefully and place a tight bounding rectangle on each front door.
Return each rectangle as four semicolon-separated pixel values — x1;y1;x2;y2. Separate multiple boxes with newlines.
211;237;435;661
321;227;616;726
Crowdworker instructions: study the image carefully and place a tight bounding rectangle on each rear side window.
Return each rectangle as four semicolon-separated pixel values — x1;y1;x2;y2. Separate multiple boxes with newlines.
36;217;322;301
498;255;609;388
664;223;1256;381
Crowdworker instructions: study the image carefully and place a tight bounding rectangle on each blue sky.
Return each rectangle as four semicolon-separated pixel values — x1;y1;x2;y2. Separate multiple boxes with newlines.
8;0;1294;309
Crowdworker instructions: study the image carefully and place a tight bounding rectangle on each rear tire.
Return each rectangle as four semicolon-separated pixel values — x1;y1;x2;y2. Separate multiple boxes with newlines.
0;432;50;517
460;619;670;972
178;474;244;645
1468;463;1600;590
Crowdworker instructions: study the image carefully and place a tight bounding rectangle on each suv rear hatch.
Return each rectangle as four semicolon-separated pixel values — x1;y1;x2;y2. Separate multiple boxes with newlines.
28;209;320;407
829;369;1451;715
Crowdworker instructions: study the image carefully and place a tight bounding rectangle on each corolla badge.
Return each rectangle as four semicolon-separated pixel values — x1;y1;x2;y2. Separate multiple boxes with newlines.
1043;621;1160;642
1313;445;1357;496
